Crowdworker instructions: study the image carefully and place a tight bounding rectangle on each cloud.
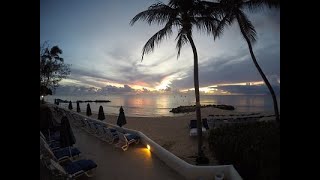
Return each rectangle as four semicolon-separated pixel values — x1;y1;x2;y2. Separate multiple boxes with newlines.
215;84;280;95
171;41;280;90
54;85;99;95
97;84;134;94
54;84;137;96
42;1;279;94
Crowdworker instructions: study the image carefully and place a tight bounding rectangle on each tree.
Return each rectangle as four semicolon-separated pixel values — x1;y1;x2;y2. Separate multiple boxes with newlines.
40;42;71;96
130;0;220;163
211;0;280;122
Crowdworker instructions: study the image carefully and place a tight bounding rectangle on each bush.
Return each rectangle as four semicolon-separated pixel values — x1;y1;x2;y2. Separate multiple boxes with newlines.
208;121;280;180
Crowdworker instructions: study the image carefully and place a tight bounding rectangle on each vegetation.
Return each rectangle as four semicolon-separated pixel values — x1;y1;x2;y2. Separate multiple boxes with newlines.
208;121;280;180
40;42;71;96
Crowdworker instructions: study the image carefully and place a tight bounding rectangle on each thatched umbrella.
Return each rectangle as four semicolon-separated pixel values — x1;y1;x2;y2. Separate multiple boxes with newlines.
86;103;92;116
76;101;81;112
98;106;105;120
117;106;126;127
68;101;73;110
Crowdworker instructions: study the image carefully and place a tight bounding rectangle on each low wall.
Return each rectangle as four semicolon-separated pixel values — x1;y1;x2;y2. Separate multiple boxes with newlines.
65;109;242;180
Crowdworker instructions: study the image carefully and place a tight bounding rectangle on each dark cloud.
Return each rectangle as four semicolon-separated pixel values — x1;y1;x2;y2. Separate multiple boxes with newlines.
54;84;136;95
97;84;133;94
215;84;280;95
69;53;185;88
171;43;280;90
54;85;99;95
42;0;279;94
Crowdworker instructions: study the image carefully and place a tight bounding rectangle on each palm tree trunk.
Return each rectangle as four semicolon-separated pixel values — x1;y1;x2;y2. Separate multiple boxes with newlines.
187;34;203;157
238;25;280;123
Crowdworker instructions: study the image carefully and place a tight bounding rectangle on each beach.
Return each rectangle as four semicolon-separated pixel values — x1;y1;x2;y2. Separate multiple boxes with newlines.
76;107;274;165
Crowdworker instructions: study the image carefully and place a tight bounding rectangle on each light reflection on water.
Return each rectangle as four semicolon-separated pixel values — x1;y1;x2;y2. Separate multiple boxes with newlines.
45;94;280;117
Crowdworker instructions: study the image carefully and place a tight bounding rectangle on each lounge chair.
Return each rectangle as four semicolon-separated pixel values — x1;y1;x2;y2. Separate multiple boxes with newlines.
202;118;210;130
40;132;61;150
82;120;91;131
87;121;99;134
41;137;81;162
94;123;107;138
115;132;140;151
104;127;119;144
49;158;97;179
71;114;85;127
83;120;93;133
189;120;206;137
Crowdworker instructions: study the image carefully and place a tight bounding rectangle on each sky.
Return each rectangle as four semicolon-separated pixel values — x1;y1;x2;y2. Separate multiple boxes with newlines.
40;0;280;96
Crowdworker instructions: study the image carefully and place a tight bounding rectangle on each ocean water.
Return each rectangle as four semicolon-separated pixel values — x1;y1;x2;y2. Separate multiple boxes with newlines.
45;94;280;117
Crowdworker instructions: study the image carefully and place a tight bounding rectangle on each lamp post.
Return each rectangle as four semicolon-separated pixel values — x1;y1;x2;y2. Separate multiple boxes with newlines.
41;95;44;104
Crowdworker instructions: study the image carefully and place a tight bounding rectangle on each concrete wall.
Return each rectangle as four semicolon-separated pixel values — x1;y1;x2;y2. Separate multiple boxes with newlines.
66;109;242;180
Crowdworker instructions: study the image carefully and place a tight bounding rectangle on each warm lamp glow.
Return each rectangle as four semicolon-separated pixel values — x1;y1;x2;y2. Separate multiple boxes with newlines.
147;144;151;150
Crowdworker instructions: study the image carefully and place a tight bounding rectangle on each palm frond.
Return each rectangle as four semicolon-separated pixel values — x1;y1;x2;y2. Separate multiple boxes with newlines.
130;2;176;26
175;28;189;59
141;21;174;60
192;16;219;37
236;10;257;44
169;0;193;10
244;0;280;12
214;9;235;40
198;0;224;17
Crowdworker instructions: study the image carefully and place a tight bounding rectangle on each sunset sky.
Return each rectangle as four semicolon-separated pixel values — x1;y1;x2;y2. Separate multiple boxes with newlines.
40;0;280;95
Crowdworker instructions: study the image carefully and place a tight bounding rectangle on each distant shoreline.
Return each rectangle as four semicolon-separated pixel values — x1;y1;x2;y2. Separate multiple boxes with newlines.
45;94;279;117
55;99;111;103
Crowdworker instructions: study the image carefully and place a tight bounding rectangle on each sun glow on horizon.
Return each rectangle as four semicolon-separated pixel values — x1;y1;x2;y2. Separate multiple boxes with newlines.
59;78;267;95
155;76;174;91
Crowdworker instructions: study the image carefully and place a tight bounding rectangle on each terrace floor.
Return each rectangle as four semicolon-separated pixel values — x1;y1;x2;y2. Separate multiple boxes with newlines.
71;124;185;180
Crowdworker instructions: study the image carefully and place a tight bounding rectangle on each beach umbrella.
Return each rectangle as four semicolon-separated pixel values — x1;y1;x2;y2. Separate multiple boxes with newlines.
98;106;105;120
60;116;76;157
117;106;127;127
40;104;54;140
76;101;81;113
68;101;73;110
86;103;92;116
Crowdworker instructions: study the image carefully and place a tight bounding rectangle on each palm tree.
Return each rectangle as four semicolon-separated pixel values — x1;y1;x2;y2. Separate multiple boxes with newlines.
130;0;220;162
211;0;280;122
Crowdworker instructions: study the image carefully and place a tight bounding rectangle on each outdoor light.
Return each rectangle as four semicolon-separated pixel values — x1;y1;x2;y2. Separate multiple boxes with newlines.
41;95;44;98
147;144;151;151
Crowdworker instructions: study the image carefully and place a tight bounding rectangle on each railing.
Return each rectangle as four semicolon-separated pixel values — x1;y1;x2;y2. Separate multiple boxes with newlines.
61;107;242;180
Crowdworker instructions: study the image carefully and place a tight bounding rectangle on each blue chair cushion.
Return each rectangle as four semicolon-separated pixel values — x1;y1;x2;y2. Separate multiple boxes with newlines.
49;141;61;149
126;134;140;141
64;162;83;175
54;147;81;159
73;159;97;171
111;132;118;136
189;120;197;128
109;128;117;133
51;131;60;141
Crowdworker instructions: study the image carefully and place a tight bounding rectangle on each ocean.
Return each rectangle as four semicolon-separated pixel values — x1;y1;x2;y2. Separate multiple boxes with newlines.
45;94;280;117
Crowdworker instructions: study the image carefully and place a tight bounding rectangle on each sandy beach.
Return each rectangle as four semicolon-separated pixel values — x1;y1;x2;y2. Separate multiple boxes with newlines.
75;107;274;165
